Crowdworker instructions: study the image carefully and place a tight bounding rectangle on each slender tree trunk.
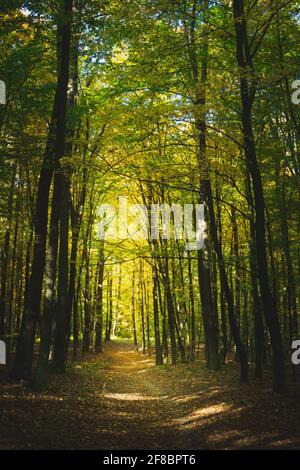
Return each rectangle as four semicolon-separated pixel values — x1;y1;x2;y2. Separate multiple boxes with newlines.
232;208;241;331
14;211;24;344
162;256;177;364
53;174;70;371
95;240;105;353
105;273;113;342
207;182;249;382
187;0;220;370
216;192;227;364
66;216;79;354
0;164;16;338
33;174;60;389
145;282;151;354
6;179;21;363
245;173;264;379
187;250;195;361
82;239;92;353
152;265;163;365
139;266;146;354
73;290;79;360
64;26;80;354
131;270;138;350
276;161;298;338
112;265;121;336
157;272;168;359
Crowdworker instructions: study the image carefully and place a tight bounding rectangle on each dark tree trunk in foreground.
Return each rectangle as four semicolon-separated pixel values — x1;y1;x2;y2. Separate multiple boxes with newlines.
233;0;286;392
12;0;73;381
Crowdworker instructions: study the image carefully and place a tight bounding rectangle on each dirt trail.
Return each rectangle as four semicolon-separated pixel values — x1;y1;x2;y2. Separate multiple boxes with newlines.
1;340;300;449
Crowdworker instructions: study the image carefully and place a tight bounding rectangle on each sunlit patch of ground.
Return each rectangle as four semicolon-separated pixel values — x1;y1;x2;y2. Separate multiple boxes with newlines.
171;403;236;427
0;340;300;449
102;392;167;401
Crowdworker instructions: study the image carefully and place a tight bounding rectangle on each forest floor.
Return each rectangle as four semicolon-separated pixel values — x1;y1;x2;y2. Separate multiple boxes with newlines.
0;340;300;450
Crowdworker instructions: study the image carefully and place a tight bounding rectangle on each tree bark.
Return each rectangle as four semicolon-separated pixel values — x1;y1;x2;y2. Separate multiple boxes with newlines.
53;174;70;371
0;164;16;338
152;265;163;365
12;0;73;381
130;270;138;350
187;0;220;370
95;240;105;353
232;0;286;392
33;173;60;389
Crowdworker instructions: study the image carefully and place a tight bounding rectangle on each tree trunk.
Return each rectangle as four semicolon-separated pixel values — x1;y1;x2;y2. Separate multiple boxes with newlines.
131;270;138;350
232;207;241;331
233;0;286;392
139;267;146;354
12;0;73;381
187;250;195;361
53;174;70;371
95;240;105;353
105;273;113;342
0;164;16;338
187;0;220;370
157;272;168;359
82;238;92;354
245;173;264;379
207;182;248;382
162;255;177;364
152;265;163;365
33;173;60;390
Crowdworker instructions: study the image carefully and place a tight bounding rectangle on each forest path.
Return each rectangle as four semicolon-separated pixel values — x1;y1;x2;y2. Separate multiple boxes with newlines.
1;340;300;449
